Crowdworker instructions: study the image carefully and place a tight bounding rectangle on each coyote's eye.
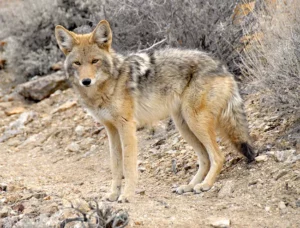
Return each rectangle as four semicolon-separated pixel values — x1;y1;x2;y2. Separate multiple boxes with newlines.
74;61;81;66
92;59;99;64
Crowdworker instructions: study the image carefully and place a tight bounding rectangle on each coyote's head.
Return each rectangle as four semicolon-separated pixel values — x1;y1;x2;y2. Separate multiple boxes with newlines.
55;20;114;87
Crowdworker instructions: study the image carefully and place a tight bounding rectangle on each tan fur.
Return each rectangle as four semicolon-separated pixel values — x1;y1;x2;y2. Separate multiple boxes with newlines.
55;20;254;202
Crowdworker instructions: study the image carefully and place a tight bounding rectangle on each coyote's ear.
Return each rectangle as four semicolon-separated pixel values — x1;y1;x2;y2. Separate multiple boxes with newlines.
55;25;78;55
90;20;112;51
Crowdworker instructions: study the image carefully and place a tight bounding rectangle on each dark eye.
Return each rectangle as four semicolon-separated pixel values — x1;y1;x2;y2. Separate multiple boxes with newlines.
74;61;81;66
92;59;99;64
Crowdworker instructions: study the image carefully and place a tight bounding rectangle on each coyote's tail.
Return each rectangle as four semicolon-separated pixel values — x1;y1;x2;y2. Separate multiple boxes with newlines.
219;82;256;162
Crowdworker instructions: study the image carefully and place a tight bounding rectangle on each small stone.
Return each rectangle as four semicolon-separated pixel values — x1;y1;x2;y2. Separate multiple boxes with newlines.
40;203;59;214
136;190;146;195
75;125;85;136
265;206;271;212
67;142;80;152
0;198;7;204
0;183;7;191
12;204;25;213
255;154;268;162
273;150;296;162
210;218;230;228
296;200;300;208
138;167;146;172
51;100;77;114
72;199;90;213
43;196;51;200
0;206;10;218
5;106;25;116
278;201;286;210
134;220;143;225
218;181;234;198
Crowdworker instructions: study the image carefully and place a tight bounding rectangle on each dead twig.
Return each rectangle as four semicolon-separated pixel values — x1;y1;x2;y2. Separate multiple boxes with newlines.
138;38;167;53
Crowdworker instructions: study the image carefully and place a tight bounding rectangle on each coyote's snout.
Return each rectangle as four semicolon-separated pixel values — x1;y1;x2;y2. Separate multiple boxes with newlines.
55;20;255;203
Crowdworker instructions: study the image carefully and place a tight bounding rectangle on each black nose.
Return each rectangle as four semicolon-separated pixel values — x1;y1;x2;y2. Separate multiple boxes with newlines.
82;78;91;86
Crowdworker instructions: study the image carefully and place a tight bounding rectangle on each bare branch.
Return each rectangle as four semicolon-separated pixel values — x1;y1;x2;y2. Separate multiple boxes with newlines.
138;38;167;53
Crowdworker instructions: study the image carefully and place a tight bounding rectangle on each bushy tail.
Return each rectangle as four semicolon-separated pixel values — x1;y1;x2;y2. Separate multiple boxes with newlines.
219;83;256;162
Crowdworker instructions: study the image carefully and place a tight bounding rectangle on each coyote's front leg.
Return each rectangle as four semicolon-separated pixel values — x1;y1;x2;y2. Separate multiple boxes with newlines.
105;123;123;202
117;120;138;203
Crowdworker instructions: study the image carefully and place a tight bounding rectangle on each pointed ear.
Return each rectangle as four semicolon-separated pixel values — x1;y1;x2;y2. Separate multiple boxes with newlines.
90;20;112;51
55;25;78;55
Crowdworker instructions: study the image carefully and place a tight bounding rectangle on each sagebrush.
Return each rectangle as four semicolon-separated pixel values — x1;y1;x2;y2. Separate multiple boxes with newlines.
0;0;243;80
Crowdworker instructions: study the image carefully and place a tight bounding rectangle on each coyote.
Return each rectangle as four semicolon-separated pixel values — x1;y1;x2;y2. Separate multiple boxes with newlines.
55;20;255;202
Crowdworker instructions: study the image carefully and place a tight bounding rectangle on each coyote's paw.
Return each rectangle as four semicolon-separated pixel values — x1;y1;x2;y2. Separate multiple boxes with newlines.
193;182;212;194
176;184;194;194
117;194;131;203
105;192;120;202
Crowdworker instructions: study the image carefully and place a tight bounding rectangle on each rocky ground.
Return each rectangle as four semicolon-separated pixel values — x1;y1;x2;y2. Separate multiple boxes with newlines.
0;71;299;228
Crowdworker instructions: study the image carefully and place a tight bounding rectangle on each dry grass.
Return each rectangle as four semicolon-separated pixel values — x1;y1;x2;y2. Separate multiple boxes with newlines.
241;1;300;113
0;0;242;80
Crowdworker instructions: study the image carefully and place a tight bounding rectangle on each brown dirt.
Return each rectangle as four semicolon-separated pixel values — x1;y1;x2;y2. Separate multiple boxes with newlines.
0;81;299;227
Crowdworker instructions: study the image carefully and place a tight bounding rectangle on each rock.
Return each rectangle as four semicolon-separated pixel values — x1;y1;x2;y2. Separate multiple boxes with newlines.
278;201;286;210
72;199;90;213
12;204;25;213
218;181;234;198
83;145;99;157
51;100;77;114
0;206;10;218
134;220;144;225
255;154;268;162
0;111;36;142
9;111;36;129
136;190;146;195
0;198;7;204
273;150;297;163
66;142;80;153
210;218;230;228
4;106;25;116
20;133;47;149
14;215;35;227
40;203;59;215
138;167;146;172
0;183;7;191
75;125;85;136
16;71;69;101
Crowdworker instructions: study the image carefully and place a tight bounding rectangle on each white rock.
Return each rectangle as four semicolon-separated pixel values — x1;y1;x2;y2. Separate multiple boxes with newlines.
75;125;85;136
278;201;286;210
210;218;230;228
273;150;296;163
67;142;80;152
255;154;268;162
0;206;10;218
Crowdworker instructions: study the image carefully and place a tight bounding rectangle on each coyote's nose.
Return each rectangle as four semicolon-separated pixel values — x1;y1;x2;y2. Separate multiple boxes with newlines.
82;78;91;86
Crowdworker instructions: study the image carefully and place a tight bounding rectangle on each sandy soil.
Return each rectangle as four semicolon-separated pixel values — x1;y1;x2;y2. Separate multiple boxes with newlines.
0;80;299;227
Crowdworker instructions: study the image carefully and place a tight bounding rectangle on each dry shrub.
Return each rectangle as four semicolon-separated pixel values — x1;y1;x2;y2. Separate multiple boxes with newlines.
241;0;300;141
0;0;244;81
